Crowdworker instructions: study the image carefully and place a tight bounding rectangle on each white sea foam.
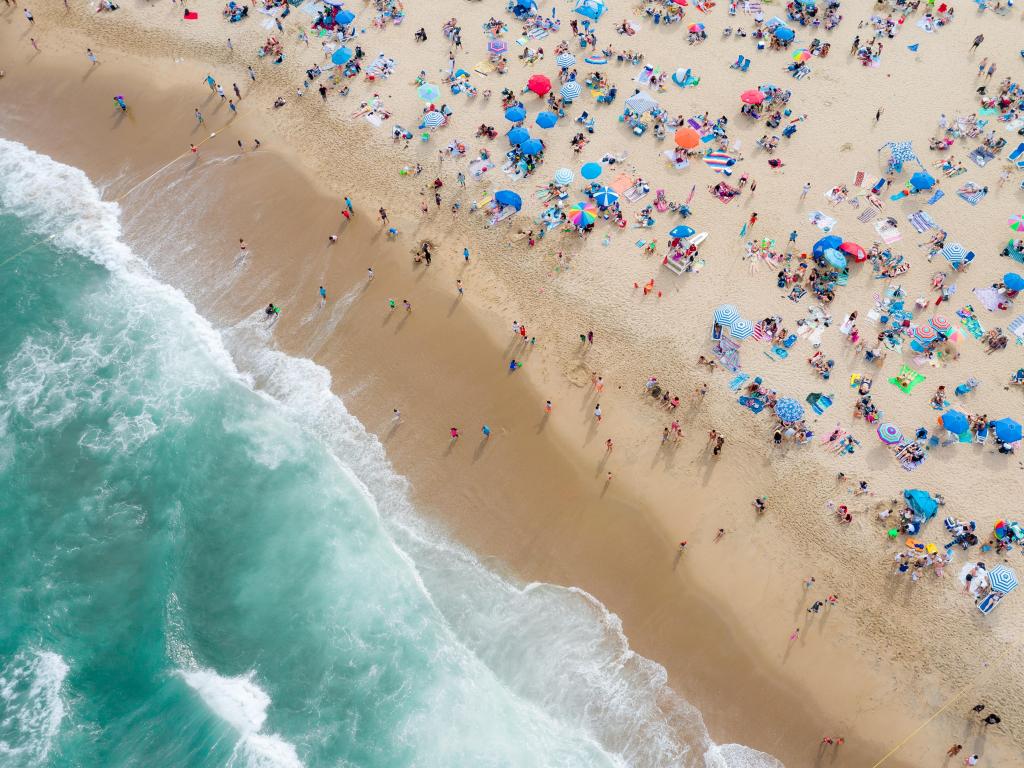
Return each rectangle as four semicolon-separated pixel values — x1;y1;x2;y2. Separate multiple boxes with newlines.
0;138;783;768
0;650;70;764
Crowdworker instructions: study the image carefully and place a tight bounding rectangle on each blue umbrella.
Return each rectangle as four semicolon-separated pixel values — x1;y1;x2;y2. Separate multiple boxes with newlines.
941;242;973;268
331;46;353;66
507;127;530;145
334;9;355;24
594;186;618;207
775;398;805;422
580;162;602;180
556;52;576;68
520;138;544;155
730;318;755;340
560;81;582;101
713;304;740;326
417;83;441;102
1004;272;1024;292
535;111;558;129
420;111;445;128
504;106;526;122
910;171;936;190
494;190;523;211
774;26;795;41
992;418;1022;443
989;564;1019;594
553;167;574;185
812;235;843;257
940;410;970;434
823;248;847;269
670;225;696;239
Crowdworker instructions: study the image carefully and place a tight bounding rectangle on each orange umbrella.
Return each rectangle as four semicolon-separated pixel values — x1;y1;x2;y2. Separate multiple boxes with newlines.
674;126;700;149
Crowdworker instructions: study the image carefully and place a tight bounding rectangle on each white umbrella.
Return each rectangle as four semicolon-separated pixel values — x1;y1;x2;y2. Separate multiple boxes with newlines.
560;81;582;101
553;168;574;185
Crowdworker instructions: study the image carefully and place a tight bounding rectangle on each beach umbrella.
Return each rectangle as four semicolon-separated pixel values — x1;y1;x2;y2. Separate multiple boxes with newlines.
553;167;574;185
774;26;795;42
560;81;582;101
812;234;843;257
672;0;688;4
941;242;973;268
625;91;658;114
487;39;509;55
823;248;847;270
556;52;576;68
331;46;354;66
535;111;558;129
674;126;700;149
688;22;704;32
568;201;598;227
334;9;355;24
775;398;805;423
1009;214;1024;231
940;409;969;434
793;48;811;63
877;423;903;445
838;241;867;262
508;127;530;145
929;315;952;334
1004;272;1024;292
593;186;618;207
729;318;755;340
988;564;1019;594
992;417;1022;443
713;304;740;326
520;138;544;155
580;162;602;180
740;89;765;105
504;105;527;122
913;324;939;344
494;190;523;211
910;171;936;191
670;224;696;239
418;83;441;102
420;111;446;128
584;55;608;65
527;74;552;96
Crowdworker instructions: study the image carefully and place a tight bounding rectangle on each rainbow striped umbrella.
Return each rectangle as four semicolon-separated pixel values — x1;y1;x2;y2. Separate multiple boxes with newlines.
568;201;598;227
1009;214;1024;231
930;315;952;334
877;423;903;445
793;48;811;63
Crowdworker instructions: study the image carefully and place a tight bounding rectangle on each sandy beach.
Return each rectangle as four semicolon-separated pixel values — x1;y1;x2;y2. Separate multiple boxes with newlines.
2;1;1024;766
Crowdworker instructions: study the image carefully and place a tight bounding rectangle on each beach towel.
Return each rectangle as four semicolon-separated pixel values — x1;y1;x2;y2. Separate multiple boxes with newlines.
960;315;984;339
787;285;807;302
662;150;690;170
752;322;772;342
704;152;736;171
728;373;751;391
926;189;944;205
184;10;199;19
857;208;878;223
635;66;655;85
889;365;926;393
474;60;496;75
738;395;767;413
610;173;634;194
956;184;987;206
853;170;865;188
972;287;1003;312
809;211;836;231
968;147;996;167
806;393;833;415
624;184;649;203
1007;314;1024;340
874;220;901;243
907;210;936;233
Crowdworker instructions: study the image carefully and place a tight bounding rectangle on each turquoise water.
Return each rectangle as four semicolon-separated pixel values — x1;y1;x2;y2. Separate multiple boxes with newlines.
0;140;779;768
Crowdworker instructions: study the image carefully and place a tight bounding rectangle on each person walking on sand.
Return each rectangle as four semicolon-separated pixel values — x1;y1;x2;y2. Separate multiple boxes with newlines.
228;99;237;115
456;279;463;296
344;196;353;215
874;107;882;122
248;65;256;81
24;7;34;24
947;745;963;757
216;83;226;100
586;330;594;344
402;299;411;312
801;181;811;199
605;438;613;452
204;73;216;91
319;285;326;307
449;427;459;441
481;424;491;438
366;267;375;282
969;34;983;52
86;48;98;65
747;212;758;230
963;755;979;766
195;108;204;124
714;528;726;542
789;628;800;641
594;403;602;422
30;37;40;52
713;435;725;455
379;207;388;224
233;82;241;100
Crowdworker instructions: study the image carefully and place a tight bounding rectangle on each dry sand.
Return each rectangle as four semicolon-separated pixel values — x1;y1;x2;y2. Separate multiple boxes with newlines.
2;1;1024;766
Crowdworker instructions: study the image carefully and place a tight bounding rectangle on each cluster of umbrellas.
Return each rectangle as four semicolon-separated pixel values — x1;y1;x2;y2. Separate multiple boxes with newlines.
811;235;867;269
507;126;545;156
713;304;756;341
939;410;1022;443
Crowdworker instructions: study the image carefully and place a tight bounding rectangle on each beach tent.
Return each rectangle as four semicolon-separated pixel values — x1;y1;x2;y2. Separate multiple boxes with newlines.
879;140;922;173
511;0;538;18
624;91;658;114
494;190;523;211
574;0;606;20
903;489;939;521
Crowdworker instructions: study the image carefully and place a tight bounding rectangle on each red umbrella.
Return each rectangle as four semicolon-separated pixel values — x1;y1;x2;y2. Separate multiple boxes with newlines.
740;89;765;105
839;241;867;262
527;74;552;96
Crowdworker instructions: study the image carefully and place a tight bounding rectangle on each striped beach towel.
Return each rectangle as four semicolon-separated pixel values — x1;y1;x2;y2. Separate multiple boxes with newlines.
744;1;763;13
704;152;735;171
956;186;987;206
753;322;772;342
907;211;936;233
857;208;878;223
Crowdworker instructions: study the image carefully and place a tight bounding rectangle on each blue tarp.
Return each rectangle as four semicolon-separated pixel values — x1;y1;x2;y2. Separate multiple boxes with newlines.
904;489;939;521
574;0;606;20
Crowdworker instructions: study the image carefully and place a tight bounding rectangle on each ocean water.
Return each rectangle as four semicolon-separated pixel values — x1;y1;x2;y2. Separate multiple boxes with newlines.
0;139;782;768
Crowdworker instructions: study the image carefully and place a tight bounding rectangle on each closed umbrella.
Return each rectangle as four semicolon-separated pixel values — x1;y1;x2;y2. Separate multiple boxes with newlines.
713;304;740;326
504;105;526;122
877;423;903;445
823;248;847;269
730;318;755;340
580;162;602;180
520;138;544;155
740;89;765;105
553;168;574;186
331;46;354;66
535;111;558;129
487;40;509;55
670;225;696;239
1004;272;1024;292
556;52;576;68
940;410;969;434
494;190;523;211
593;186;618;207
527;74;551;96
992;418;1022;443
775;398;805;422
813;235;843;256
675;126;700;149
420;111;446;128
560;81;582;101
988;564;1019;594
568;201;598;227
508;127;530;145
418;83;441;102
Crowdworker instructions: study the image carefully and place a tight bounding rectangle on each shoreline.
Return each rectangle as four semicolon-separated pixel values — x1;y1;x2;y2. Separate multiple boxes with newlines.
3;4;1023;766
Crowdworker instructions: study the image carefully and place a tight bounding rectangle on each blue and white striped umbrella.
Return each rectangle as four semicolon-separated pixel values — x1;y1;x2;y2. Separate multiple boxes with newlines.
624;91;658;114
593;186;618;207
713;304;740;326
775;398;805;423
553;167;574;186
989;564;1019;594
730;318;755;340
941;242;969;267
560;81;582;101
421;111;445;128
556;52;576;69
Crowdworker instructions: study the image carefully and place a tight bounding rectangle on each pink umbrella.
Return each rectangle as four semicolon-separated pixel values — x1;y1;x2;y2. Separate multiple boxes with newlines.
930;315;952;334
913;324;939;344
527;74;551;96
740;89;765;105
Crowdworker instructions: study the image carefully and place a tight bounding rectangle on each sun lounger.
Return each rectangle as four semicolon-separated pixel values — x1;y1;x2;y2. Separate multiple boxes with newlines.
623;184;648;202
